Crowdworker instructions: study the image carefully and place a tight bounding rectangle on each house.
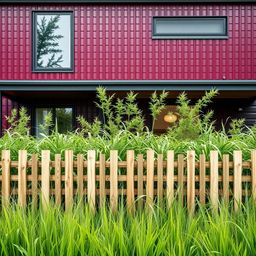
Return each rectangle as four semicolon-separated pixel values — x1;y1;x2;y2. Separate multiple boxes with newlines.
0;0;255;136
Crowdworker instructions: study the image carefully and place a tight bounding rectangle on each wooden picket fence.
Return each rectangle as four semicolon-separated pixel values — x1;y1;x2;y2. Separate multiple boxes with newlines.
0;149;256;213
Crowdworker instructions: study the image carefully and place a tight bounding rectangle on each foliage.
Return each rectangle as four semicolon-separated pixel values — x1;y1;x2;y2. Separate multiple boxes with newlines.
149;91;169;131
36;15;63;68
77;116;101;137
38;110;53;135
0;201;256;255
95;87;145;136
168;89;218;139
5;107;30;136
1;88;256;161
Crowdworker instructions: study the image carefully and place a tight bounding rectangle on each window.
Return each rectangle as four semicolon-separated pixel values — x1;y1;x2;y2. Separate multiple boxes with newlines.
35;107;73;138
32;11;74;72
152;17;228;39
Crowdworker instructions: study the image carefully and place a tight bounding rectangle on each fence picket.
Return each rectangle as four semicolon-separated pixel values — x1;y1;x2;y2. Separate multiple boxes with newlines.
31;154;38;209
2;150;10;207
210;151;218;212
223;154;230;204
87;150;96;212
41;150;50;210
199;154;206;206
146;150;154;207
18;150;27;208
65;150;73;210
234;151;242;212
127;150;135;212
55;154;61;207
251;150;256;200
187;151;195;214
77;154;84;199
177;154;184;206
137;154;144;209
110;150;118;212
166;150;174;208
99;154;106;207
157;154;163;205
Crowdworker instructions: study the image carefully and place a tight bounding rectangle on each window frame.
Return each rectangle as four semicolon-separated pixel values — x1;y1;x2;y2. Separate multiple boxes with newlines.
152;16;228;39
32;105;76;137
32;11;74;72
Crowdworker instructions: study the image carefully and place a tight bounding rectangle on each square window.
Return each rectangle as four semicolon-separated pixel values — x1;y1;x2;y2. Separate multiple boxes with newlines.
32;11;74;72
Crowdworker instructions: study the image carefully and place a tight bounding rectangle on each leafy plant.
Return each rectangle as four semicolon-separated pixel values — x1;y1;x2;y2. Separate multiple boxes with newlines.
77;116;101;137
149;91;169;131
5;107;30;136
168;89;218;139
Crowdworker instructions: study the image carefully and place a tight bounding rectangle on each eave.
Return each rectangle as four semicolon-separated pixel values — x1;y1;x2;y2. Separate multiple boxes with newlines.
0;80;255;91
0;0;255;4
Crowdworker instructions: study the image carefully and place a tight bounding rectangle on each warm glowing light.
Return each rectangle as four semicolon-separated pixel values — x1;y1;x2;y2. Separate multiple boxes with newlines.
164;113;178;123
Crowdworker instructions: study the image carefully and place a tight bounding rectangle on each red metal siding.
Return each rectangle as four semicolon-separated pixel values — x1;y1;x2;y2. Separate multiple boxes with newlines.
0;4;255;80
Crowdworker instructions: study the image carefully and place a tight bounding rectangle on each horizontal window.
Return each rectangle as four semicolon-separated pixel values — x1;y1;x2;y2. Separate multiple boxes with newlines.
152;17;228;39
32;11;74;72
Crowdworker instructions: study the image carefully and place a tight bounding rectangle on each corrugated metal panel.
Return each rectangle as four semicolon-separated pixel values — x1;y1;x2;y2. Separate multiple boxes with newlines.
0;4;255;80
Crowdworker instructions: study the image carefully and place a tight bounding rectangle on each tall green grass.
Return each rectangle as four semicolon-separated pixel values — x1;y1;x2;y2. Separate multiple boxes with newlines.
0;201;256;255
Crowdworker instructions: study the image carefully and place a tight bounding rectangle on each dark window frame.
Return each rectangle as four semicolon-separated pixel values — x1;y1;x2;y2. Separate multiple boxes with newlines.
152;16;228;39
32;11;74;72
32;105;76;136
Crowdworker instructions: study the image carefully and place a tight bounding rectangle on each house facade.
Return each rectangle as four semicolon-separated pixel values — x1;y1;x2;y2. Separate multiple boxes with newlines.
0;0;256;135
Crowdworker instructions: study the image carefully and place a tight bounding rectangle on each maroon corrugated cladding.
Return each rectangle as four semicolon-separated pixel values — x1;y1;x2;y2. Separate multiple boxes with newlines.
0;4;256;80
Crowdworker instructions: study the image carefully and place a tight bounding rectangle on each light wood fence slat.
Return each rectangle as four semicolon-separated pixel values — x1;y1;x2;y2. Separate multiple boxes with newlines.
223;154;230;204
137;154;144;209
2;150;10;207
110;150;118;212
199;154;206;206
127;150;135;212
234;151;242;212
99;154;106;207
65;150;74;210
177;154;184;206
54;154;61;207
251;150;256;200
166;150;174;208
146;150;154;208
31;154;38;209
41;150;50;210
77;154;84;200
87;150;96;212
210;151;219;213
187;151;195;214
18;150;27;208
157;154;163;205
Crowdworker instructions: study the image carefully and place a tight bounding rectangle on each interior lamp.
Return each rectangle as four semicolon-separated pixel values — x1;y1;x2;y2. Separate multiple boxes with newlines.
164;112;178;123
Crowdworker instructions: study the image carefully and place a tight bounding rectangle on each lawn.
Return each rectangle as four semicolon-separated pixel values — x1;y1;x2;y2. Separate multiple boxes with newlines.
0;202;256;256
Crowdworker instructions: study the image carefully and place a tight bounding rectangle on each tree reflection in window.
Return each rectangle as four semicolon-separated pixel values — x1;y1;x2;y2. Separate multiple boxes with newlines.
33;12;73;71
36;15;64;68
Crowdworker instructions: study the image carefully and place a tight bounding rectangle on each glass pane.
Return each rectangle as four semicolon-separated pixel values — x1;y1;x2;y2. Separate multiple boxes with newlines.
35;13;71;69
155;17;226;36
56;108;73;134
35;108;52;138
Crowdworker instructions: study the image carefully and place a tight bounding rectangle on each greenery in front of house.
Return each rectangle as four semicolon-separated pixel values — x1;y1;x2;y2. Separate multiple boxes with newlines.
1;88;256;161
0;201;256;255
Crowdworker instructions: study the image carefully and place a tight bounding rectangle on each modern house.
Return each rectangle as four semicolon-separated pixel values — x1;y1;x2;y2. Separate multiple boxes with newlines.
0;0;255;135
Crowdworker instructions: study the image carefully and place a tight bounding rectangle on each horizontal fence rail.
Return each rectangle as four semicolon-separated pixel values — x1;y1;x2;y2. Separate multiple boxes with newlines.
0;149;256;212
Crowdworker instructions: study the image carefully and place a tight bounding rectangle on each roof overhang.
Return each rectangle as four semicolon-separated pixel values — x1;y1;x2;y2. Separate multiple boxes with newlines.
0;0;255;4
0;80;255;91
